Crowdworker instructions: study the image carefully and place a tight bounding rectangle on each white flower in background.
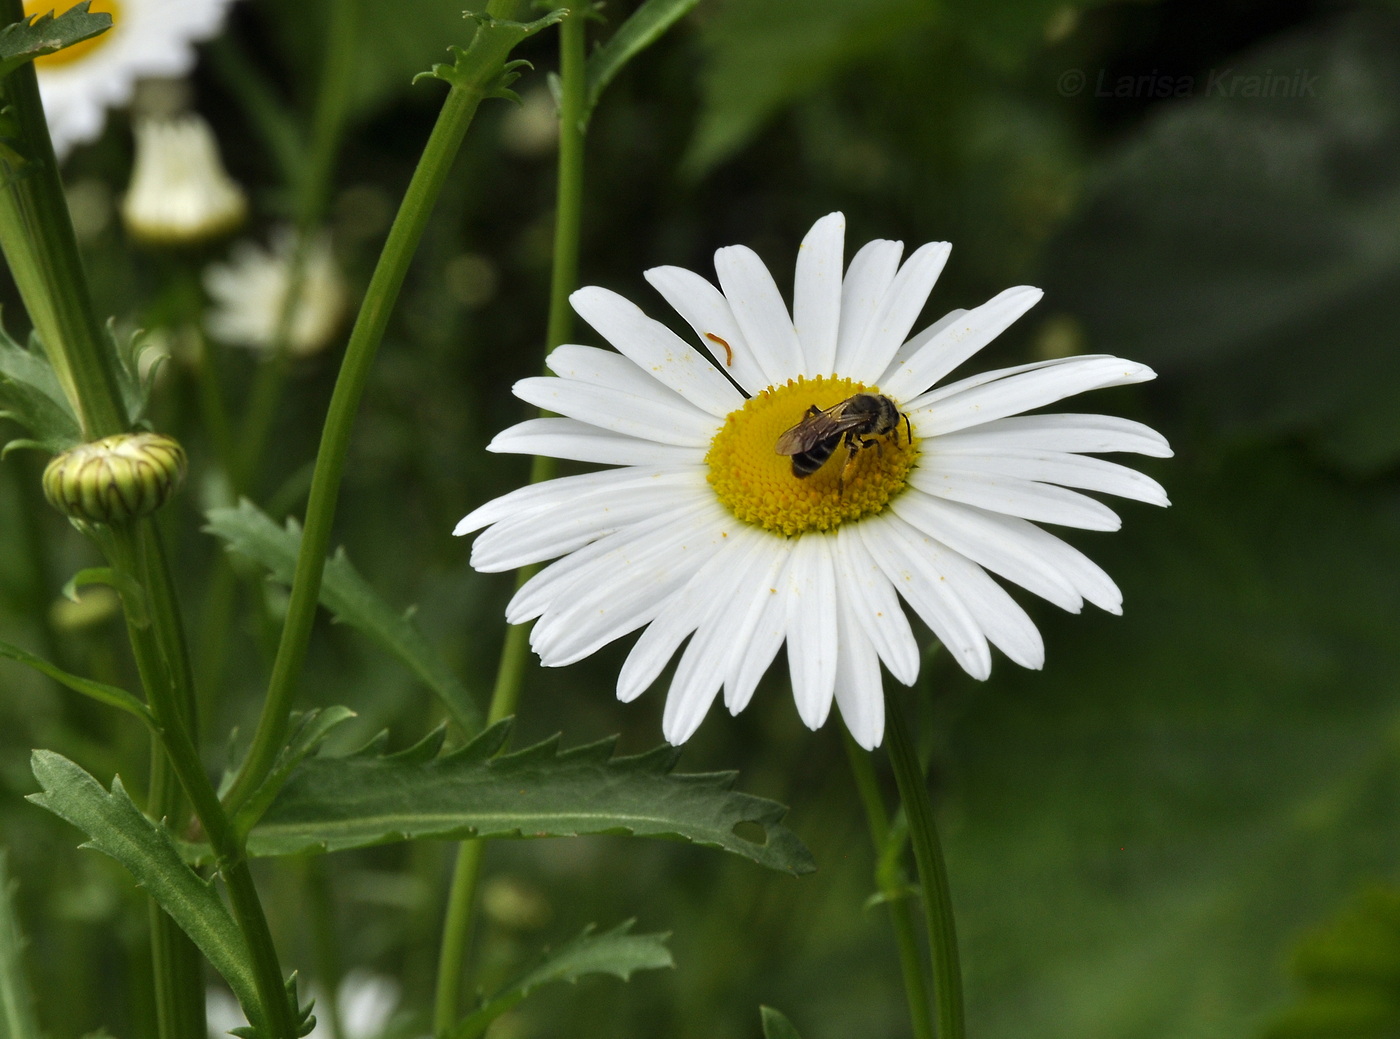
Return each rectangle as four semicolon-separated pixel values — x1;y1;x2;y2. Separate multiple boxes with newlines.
30;0;238;158
207;971;400;1039
455;214;1171;749
121;113;246;244
204;229;347;357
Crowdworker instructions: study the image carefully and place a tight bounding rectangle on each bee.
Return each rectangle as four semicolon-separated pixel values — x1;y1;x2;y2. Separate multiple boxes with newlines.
775;393;911;491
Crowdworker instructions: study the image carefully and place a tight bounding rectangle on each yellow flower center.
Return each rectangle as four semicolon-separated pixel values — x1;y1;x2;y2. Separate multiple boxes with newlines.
706;375;919;537
28;0;121;68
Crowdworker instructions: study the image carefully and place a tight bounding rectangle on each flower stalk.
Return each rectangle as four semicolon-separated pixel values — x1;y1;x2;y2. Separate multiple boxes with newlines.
884;687;965;1039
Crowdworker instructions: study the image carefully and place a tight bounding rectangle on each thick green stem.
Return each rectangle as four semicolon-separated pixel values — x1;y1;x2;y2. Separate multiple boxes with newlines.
433;9;586;1029
223;12;520;813
0;0;126;438
843;731;934;1039
108;524;297;1039
885;688;965;1039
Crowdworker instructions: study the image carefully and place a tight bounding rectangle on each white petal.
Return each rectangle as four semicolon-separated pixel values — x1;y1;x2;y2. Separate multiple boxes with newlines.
616;529;764;702
833;596;886;750
470;472;710;572
531;511;732;667
513;375;720;447
841;241;951;384
891;493;1082;611
857;516;991;680
930;413;1173;457
908;467;1123;531
900;531;1044;670
784;534;839;731
488;417;700;466
833;525;920;685
455;465;689;535
834;239;902;376
570;286;744;417
880;286;1043;402
714;244;806;382
927;450;1170;506
792;213;846;376
907;355;1158;436
546;343;688;399
644;265;769;395
726;543;795;713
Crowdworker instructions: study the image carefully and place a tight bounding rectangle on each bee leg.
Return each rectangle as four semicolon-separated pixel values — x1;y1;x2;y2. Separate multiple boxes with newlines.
902;413;912;445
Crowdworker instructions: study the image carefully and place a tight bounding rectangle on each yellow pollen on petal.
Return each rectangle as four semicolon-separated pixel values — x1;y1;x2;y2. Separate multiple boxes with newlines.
29;0;121;67
705;375;919;537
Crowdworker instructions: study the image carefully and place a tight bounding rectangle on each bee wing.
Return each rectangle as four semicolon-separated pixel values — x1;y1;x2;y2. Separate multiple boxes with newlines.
775;403;860;455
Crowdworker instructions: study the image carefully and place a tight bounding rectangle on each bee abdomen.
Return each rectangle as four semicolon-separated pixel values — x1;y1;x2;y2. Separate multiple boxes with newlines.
790;440;836;477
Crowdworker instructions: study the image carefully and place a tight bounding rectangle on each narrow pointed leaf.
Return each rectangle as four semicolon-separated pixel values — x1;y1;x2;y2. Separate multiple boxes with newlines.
0;326;80;454
230;707;358;837
583;0;701;126
0;852;41;1039
0;3;111;80
204;500;483;735
448;921;672;1039
25;752;268;1033
0;640;153;726
760;1006;804;1039
210;722;814;875
419;10;566;92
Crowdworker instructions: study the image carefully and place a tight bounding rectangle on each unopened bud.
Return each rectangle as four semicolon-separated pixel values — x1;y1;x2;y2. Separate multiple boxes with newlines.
42;433;187;524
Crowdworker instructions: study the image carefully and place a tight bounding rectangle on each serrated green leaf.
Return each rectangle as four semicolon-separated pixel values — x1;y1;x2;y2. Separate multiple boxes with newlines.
583;0;701;127
25;752;269;1034
204;500;483;735
0;639;153;726
230;707;358;837
420;10;566;93
209;721;814;875
448;921;672;1039
760;1006;803;1039
1261;886;1400;1039
0;3;111;80
0;323;80;455
0;851;41;1039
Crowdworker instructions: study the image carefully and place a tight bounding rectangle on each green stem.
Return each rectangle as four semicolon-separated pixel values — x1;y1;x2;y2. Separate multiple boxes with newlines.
843;731;934;1039
222;12;518;813
0;2;126;438
108;523;297;1039
885;688;965;1039
432;9;587;1028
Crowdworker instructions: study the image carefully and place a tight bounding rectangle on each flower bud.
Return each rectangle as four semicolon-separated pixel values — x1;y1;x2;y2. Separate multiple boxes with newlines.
42;432;187;524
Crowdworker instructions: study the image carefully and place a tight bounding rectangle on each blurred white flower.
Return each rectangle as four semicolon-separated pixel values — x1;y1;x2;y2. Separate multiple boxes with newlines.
30;0;238;158
455;213;1172;749
122;113;246;244
204;229;348;357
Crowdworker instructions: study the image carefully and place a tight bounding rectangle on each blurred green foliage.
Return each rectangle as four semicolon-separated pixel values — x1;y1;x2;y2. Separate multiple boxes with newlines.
4;0;1400;1037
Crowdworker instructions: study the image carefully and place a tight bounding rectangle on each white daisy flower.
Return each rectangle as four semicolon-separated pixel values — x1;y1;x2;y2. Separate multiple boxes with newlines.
121;113;246;244
203;228;347;357
454;214;1171;750
31;0;237;159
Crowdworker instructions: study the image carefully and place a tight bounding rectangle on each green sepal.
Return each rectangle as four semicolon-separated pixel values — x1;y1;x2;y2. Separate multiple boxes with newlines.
204;499;483;735
0;638;154;726
447;920;673;1039
0;320;81;456
62;566;149;628
760;1006;804;1039
0;3;112;81
415;9;566;94
582;0;701;127
188;720;816;876
26;752;274;1035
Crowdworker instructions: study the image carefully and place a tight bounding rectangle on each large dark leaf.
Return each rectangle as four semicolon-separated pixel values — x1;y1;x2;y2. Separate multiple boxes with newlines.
219;722;814;875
